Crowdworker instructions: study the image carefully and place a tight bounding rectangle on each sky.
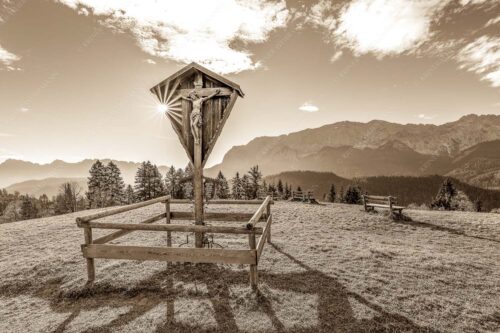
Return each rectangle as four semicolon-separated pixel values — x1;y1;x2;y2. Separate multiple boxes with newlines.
0;0;499;168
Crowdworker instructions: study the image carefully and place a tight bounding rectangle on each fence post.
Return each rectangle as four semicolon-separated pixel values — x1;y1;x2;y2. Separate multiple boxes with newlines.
165;199;171;247
248;232;258;289
84;226;95;282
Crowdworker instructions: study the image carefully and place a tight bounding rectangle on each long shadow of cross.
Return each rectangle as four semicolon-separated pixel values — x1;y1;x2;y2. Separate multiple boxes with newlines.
25;246;440;333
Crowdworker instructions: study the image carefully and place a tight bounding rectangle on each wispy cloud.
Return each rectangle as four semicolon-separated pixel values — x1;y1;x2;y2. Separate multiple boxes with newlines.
0;44;21;71
457;36;500;88
56;0;289;74
299;102;319;112
416;113;437;120
144;59;156;65
20;107;29;113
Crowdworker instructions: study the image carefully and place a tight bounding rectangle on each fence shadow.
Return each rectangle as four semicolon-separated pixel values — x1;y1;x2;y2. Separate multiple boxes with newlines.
2;247;439;333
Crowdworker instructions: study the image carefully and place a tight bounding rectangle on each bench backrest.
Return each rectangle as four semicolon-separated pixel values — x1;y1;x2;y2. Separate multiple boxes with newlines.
363;195;397;206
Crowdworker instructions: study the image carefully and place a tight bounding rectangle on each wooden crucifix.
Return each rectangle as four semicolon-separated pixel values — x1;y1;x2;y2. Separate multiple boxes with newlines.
150;63;244;248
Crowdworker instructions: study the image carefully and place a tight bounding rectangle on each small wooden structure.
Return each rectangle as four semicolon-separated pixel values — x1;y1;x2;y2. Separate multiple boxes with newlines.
290;190;317;203
77;63;274;288
362;195;405;215
77;196;272;288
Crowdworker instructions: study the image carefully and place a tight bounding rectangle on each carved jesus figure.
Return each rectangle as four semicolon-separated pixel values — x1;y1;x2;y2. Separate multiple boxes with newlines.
182;88;220;144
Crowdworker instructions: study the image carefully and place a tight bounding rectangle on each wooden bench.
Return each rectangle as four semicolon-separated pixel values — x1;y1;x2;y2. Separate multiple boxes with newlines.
362;195;405;215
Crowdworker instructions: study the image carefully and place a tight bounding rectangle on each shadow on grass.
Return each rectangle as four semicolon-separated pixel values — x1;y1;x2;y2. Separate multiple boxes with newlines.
1;247;439;333
394;218;500;243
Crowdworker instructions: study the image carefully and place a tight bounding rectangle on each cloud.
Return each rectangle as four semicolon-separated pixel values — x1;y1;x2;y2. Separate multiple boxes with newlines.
144;59;156;65
330;50;343;63
0;133;13;137
457;36;500;87
333;0;446;57
0;44;20;70
417;113;437;120
20;107;29;113
56;0;289;74
299;102;319;112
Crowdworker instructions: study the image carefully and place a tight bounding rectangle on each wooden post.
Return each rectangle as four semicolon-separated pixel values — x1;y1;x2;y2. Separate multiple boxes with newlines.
362;195;367;211
267;214;272;243
194;141;204;248
248;232;258;289
84;227;95;282
165;199;171;247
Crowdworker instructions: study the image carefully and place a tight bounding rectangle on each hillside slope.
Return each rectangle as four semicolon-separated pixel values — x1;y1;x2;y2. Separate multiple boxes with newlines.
5;177;87;197
265;172;500;211
0;203;499;332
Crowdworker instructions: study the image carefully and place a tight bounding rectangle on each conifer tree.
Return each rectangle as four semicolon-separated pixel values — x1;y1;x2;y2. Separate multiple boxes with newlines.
134;161;165;201
327;184;336;203
277;179;284;197
231;172;244;199
215;171;230;199
241;174;251;200
20;195;37;220
344;185;362;204
86;160;106;208
431;178;457;210
105;161;125;206
125;185;135;204
247;165;262;199
165;166;177;197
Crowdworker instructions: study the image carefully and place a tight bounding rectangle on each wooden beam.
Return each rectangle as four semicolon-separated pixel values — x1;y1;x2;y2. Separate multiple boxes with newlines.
257;214;272;260
179;87;232;97
248;233;258;289
83;227;95;281
80;221;263;235
170;211;254;222
246;196;271;230
76;196;170;223
83;244;257;265
92;212;166;245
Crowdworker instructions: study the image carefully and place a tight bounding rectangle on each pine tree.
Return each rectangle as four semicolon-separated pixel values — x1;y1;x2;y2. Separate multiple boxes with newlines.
165;166;177;197
182;164;194;199
174;168;185;199
20;195;37;220
135;161;165;201
231;172;244;199
344;185;361;204
277;179;284;197
215;171;230;199
327;184;336;203
339;186;345;203
105;161;125;206
86;160;106;208
241;174;251;200
125;185;135;204
431;178;457;210
247;165;262;200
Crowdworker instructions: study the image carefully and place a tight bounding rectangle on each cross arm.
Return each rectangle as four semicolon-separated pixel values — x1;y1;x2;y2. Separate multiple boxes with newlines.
179;87;232;98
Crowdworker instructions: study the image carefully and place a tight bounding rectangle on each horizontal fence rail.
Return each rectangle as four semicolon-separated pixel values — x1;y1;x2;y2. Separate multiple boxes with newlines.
77;195;273;288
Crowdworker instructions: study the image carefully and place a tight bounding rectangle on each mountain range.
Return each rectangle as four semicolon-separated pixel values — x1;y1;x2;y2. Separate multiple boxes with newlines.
206;114;500;189
0;159;169;189
2;114;500;196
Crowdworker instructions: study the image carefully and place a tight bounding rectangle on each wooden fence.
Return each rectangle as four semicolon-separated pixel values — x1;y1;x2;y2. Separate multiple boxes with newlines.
76;195;273;288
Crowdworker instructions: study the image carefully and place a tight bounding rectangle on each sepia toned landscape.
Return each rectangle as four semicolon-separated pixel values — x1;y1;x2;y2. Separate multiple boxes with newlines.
1;202;499;332
1;0;500;332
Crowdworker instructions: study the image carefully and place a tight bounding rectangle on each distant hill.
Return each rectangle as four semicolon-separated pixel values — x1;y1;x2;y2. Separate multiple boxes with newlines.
265;171;500;211
206;115;500;189
0;159;169;188
5;177;87;198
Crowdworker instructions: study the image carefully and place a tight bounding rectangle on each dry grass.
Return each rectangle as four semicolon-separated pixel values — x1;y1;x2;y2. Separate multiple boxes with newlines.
0;202;499;332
